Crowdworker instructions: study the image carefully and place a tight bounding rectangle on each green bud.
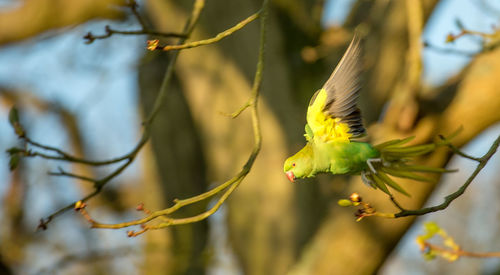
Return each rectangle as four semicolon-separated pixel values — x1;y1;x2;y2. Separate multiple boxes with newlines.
8;106;19;126
424;221;440;236
423;252;436;261
8;106;25;137
337;199;353;207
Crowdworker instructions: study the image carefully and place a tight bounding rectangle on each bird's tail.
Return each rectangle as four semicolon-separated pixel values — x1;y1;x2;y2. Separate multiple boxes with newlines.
362;130;461;197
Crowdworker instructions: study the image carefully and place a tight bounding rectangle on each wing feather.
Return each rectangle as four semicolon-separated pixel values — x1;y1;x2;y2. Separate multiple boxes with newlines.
320;34;366;137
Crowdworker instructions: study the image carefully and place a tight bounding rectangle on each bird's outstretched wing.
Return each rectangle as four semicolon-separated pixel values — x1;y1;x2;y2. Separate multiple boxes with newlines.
306;34;366;142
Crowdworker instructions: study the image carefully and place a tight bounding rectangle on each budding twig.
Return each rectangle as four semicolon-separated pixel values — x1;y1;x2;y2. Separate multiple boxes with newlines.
36;0;207;229
83;0;185;44
417;222;500;261
71;0;269;236
146;10;260;52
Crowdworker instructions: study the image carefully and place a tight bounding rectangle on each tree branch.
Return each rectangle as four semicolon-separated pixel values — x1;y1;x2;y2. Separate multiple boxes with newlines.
74;0;269;236
394;134;500;217
146;10;260;51
83;25;186;44
338;135;500;221
417;221;500;261
48;167;96;183
424;41;477;57
37;0;206;230
23;136;131;166
83;0;186;44
423;242;500;259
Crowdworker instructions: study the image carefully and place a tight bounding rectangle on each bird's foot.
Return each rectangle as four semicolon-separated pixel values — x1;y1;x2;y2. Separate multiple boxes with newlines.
361;171;376;189
366;158;382;174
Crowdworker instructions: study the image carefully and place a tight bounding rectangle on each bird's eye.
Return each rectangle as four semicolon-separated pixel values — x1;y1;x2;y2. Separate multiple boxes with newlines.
292;163;296;167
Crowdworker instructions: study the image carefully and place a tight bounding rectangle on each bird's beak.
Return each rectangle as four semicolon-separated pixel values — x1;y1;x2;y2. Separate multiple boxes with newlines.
286;171;295;182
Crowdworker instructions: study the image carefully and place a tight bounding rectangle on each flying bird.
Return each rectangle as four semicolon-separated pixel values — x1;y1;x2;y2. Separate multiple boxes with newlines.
283;34;454;196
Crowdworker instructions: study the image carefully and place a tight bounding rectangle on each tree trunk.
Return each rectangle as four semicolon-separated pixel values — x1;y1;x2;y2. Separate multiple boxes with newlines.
138;44;209;274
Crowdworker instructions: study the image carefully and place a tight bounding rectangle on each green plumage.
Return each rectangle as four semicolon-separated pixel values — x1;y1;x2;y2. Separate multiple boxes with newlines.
283;34;456;196
284;141;379;178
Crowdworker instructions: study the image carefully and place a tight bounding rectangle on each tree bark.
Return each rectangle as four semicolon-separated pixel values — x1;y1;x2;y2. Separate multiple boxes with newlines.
138;44;209;274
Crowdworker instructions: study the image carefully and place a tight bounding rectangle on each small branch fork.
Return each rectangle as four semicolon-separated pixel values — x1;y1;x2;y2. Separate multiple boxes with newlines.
443;24;500;52
72;0;269;237
445;29;497;44
424;23;500;57
338;134;500;221
421;242;500;259
32;0;208;230
83;0;186;44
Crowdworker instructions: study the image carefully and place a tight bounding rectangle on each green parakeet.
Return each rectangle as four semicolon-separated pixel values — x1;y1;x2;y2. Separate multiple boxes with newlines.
283;35;454;196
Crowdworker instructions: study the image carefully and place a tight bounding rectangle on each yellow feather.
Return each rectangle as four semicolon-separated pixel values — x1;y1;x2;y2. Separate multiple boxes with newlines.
306;89;352;142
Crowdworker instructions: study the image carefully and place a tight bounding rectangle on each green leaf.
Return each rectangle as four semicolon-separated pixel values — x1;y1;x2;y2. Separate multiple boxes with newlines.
9;154;19;171
454;18;465;30
6;147;24;156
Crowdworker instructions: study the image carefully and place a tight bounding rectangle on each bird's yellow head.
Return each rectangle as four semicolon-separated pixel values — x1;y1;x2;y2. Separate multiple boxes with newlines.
283;144;314;182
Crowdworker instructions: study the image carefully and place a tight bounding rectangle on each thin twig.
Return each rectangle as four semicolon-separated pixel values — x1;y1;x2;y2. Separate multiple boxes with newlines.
446;29;497;43
25;137;130;166
424;242;500;258
147;11;260;52
83;1;185;44
128;0;147;29
424;41;477;57
77;0;269;235
438;135;482;161
84;26;186;44
389;195;406;211
223;101;251;118
48;167;96;183
38;0;206;229
393;134;500;218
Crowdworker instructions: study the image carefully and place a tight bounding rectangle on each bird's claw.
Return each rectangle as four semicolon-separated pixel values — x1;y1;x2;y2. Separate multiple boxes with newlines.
366;158;382;174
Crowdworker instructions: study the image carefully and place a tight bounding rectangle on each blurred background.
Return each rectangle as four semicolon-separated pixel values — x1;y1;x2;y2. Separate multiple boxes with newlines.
1;0;500;274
